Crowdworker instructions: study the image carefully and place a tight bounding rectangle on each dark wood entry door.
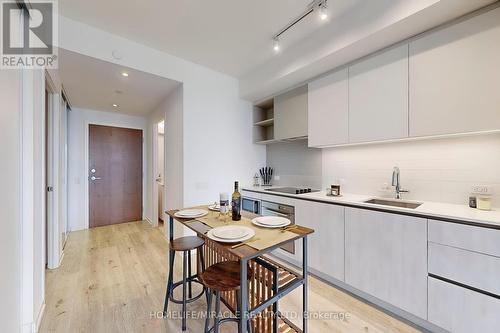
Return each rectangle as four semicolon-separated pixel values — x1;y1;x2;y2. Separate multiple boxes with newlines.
89;124;143;228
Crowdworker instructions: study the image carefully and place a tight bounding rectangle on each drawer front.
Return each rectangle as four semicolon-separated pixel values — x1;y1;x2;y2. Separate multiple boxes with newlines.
429;277;500;333
259;193;297;206
429;242;500;296
428;219;500;257
241;190;262;200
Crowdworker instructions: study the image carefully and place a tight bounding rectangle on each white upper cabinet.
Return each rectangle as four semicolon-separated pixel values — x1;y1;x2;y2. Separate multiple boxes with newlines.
308;68;349;147
348;44;409;143
274;85;308;140
409;7;500;137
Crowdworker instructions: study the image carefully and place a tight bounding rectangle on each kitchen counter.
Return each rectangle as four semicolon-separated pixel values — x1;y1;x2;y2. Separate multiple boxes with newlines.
242;186;500;228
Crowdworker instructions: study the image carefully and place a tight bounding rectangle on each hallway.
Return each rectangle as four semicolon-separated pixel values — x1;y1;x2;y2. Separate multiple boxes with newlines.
40;222;171;332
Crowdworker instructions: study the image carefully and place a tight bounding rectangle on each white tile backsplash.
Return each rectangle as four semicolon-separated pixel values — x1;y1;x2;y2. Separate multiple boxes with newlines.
322;133;500;206
266;140;322;189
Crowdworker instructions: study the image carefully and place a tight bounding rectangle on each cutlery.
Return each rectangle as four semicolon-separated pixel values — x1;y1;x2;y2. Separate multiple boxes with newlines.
231;237;261;249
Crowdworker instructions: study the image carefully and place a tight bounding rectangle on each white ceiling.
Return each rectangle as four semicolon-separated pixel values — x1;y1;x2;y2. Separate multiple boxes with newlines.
58;48;180;115
59;0;496;102
59;0;360;78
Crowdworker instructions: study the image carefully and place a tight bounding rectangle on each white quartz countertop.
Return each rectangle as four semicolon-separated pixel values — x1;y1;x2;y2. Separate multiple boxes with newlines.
242;186;500;228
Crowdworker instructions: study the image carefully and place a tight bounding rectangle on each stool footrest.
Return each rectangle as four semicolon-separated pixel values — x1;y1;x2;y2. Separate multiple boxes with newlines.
169;278;206;305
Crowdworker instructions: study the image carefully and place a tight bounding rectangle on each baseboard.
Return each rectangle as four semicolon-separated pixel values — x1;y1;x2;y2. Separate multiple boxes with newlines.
21;322;32;333
58;250;65;267
34;301;46;332
20;299;46;333
145;217;154;226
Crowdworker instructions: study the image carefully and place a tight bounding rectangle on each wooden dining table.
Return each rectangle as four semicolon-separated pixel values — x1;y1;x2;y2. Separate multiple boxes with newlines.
166;206;314;333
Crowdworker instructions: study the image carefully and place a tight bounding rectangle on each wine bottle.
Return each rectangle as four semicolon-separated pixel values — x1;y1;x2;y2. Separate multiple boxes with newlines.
231;181;241;221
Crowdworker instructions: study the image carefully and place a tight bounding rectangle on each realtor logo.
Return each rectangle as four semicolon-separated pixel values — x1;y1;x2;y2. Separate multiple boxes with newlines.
1;0;58;68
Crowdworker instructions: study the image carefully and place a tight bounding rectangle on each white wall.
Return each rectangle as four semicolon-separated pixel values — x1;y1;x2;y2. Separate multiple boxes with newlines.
322;133;500;207
67;107;148;231
59;16;266;213
0;67;46;333
182;74;265;206
0;69;22;333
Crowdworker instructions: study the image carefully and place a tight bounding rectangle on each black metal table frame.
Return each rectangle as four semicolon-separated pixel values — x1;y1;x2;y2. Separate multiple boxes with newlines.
169;215;309;333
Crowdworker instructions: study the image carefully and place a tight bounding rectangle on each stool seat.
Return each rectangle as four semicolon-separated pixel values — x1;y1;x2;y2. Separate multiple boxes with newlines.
201;261;253;292
170;236;205;251
202;261;254;333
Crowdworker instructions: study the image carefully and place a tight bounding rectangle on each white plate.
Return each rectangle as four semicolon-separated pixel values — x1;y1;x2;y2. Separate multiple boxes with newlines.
252;216;291;227
174;209;208;218
206;227;255;243
251;219;291;229
208;204;220;211
212;226;250;240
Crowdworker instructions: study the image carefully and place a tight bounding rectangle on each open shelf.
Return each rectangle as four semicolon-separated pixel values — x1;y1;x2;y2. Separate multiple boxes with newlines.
254;118;274;127
253;98;275;144
255;139;280;145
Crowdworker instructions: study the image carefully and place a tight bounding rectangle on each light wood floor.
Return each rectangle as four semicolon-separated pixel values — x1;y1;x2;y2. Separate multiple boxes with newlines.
40;221;421;333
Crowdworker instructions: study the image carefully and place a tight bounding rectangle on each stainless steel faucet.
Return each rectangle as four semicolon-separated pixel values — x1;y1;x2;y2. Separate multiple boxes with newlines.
392;166;409;199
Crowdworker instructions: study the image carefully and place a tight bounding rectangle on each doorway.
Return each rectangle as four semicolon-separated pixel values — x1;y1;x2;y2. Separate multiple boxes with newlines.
88;124;143;227
156;120;165;228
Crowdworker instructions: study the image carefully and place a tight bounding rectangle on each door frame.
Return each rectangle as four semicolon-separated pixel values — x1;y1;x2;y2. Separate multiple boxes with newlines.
84;122;146;229
45;71;62;270
151;119;165;227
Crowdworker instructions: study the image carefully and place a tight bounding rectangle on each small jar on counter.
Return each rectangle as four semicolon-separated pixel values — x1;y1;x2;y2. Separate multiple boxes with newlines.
477;195;492;211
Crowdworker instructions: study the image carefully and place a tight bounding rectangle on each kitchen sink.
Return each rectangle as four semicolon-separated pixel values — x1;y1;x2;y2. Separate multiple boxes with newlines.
363;198;423;209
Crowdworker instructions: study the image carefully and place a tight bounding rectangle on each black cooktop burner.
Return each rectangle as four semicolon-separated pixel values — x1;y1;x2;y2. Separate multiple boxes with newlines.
265;187;319;195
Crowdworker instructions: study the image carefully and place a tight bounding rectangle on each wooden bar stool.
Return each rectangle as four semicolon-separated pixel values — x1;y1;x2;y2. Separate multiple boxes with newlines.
201;261;253;333
164;236;206;331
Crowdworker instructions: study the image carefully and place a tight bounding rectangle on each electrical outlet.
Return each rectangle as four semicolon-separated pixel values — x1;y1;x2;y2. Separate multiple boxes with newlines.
471;185;493;195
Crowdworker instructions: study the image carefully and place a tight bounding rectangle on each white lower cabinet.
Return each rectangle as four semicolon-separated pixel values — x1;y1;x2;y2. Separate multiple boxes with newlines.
345;207;428;319
296;200;345;281
428;277;500;333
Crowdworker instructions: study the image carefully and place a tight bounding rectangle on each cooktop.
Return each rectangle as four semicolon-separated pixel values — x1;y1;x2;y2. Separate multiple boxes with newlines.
265;187;319;195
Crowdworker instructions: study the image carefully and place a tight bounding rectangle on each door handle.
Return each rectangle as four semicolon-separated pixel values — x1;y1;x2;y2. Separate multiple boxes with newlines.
90;176;101;181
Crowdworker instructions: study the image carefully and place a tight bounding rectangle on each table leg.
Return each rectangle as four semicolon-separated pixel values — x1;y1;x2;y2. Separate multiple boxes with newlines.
164;216;176;315
169;216;174;241
239;259;248;333
303;236;308;333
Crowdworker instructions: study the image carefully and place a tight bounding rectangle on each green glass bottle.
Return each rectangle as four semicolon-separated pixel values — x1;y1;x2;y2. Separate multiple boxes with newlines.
231;181;241;221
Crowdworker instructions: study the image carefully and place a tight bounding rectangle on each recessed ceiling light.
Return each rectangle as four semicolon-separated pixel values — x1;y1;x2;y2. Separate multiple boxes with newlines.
112;104;119;108
121;72;129;77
